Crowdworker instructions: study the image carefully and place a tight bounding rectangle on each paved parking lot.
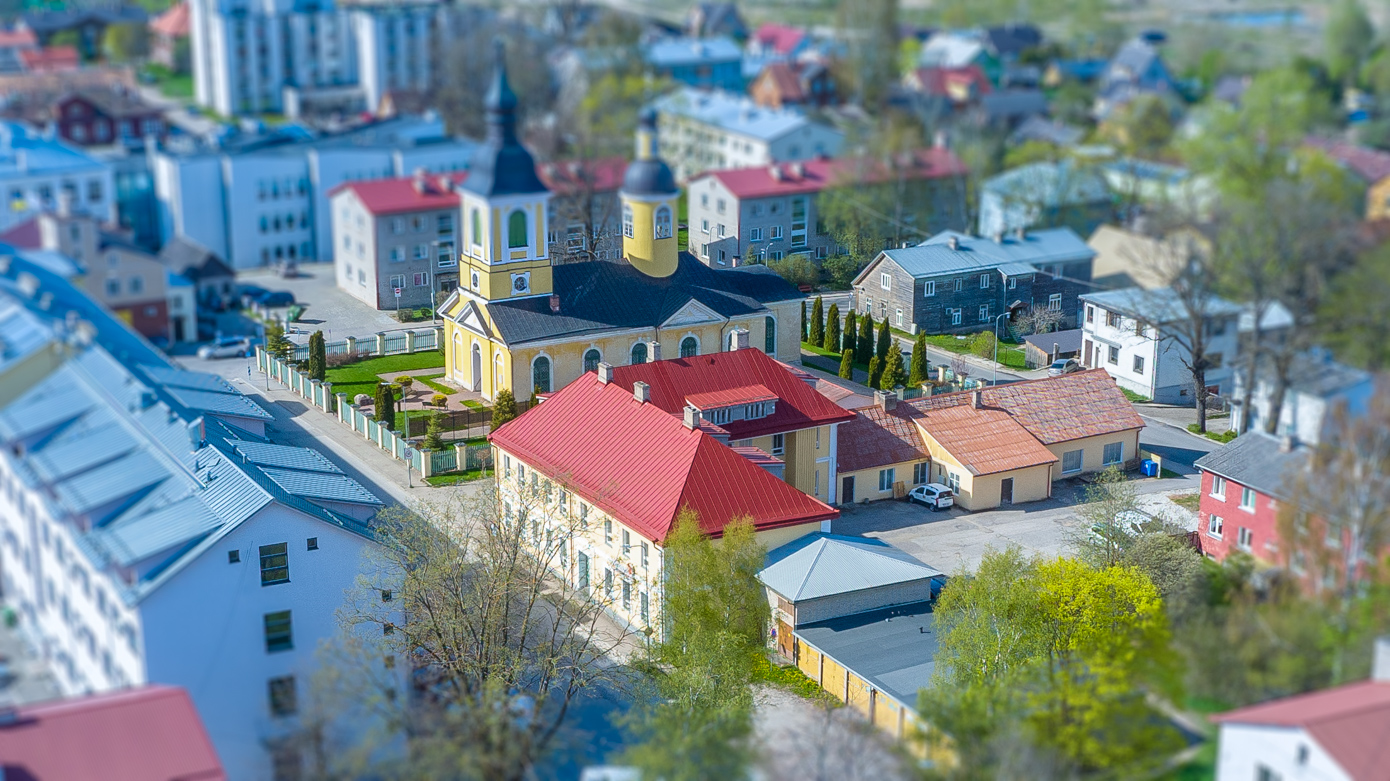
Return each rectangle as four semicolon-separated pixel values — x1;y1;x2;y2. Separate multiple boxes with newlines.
833;475;1200;575
239;262;432;341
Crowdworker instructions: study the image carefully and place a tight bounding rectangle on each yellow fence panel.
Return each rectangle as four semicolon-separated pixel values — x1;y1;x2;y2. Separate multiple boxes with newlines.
821;657;847;703
846;672;873;716
797;643;821;681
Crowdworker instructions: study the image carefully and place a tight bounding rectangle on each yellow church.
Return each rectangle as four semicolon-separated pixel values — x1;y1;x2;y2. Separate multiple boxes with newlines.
440;51;807;402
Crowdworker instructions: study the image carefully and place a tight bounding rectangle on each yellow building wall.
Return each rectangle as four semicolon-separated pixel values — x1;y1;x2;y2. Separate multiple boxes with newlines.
964;466;1052;509
1045;429;1141;481
798;644;822;680
1366;176;1390;220
837;458;930;504
847;672;873;716
754;521;824;553
874;696;902;738
780;425;832;501
822;657;848;702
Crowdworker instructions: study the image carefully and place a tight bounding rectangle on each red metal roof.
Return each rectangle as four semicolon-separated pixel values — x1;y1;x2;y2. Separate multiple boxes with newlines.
906;65;992;101
684;383;779;409
330;173;466;216
489;372;837;543
535;156;628;196
150;2;190;37
0;217;41;249
752;23;806;55
696;148;969;200
0;685;226;781
1213;680;1390;780
1305;136;1390;183
610;348;854;440
0;28;37;47
20;45;79;72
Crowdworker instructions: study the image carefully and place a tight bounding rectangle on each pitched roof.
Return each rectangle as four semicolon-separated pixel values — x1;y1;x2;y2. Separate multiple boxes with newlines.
1079;286;1243;325
760;532;941;602
149;1;189;37
609;348;855;439
979;88;1049;120
331;172;466;216
158;234;234;281
488;372;838;543
1009;115;1085;147
1193;431;1309;500
536;156;628;195
836;404;929;473
646;36;742;67
906;65;992;101
756;61;807;103
699;147;968;200
1212;680;1390;780
1021;328;1082;355
20;45;79;72
472;253;803;346
0;28;37;47
864;227;1092;282
1304;136;1390;183
915;401;1057;476
983;23;1042;56
919;32;985;69
0;686;225;781
751;23;806;55
908;369;1143;449
653;87;836;143
982;160;1112;207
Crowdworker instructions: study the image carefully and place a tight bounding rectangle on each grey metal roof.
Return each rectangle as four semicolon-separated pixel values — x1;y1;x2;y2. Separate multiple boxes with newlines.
28;422;138;483
52;450;166;515
760;533;941;602
162;386;273;420
870;228;1091;281
228;439;343;474
982;160;1112;207
260;467;383;506
1193;431;1308;500
1022;328;1083;355
1079;286;1243;324
0;299;55;377
137;365;238;395
795;602;938;708
0;382;91;442
91;495;222;567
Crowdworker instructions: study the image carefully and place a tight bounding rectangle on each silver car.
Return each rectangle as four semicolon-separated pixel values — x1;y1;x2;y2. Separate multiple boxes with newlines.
197;336;252;359
1048;358;1080;376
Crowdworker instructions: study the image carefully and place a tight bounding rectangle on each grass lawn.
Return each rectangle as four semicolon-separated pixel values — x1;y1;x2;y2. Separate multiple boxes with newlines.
1156;741;1215;781
143;64;192;99
414;373;457;396
1171;493;1201;512
1121;387;1151;403
751;654;841;708
425;469;489;486
326;352;446;400
1187;425;1238;444
920;332;1028;370
677;192;688;251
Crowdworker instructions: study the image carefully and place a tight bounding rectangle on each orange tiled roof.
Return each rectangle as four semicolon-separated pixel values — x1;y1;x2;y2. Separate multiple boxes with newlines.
916;402;1057;476
910;369;1143;445
836;404;929;473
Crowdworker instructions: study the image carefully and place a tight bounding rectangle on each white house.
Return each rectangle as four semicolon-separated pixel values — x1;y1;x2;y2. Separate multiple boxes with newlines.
651;87;844;181
0;122;114;233
1212;637;1390;781
151;116;477;269
0;253;390;780
1078;286;1245;404
1229;350;1374;445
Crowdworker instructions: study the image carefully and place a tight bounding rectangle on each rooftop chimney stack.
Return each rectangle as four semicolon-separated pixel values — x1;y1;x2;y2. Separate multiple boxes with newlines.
947;236;959;250
1280;434;1296;453
649;340;662;361
730;328;750;351
1375;636;1390;681
549;294;560;313
874;389;897;411
972;390;983;409
597;362;614;383
683;404;700;430
633;381;650;404
411;167;427;193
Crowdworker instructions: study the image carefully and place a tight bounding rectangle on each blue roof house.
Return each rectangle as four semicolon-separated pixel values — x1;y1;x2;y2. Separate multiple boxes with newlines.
644;36;745;92
0;122;115;233
979;160;1114;238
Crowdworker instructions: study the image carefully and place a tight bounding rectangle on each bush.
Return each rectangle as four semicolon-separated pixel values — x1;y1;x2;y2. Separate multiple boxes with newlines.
768;255;819;289
431;393;448;407
969;331;997;359
326;350;369;369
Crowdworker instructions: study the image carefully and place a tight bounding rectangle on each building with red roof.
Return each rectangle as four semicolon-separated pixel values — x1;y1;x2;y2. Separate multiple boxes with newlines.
0;27;39;73
331;157;628;310
149;2;188;69
1304;135;1390;221
488;348;839;633
1212;639;1390;781
903;65;993;105
686;147;968;267
0;685;226;780
19;45;79;73
749;60;839;110
748;23;808;58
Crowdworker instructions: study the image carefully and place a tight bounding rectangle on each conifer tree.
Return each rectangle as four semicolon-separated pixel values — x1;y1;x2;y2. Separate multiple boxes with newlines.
880;342;908;390
307;330;326;381
490;388;519;432
868;356;883;389
800;301;808;342
857;312;875;365
823;303;841;352
374;382;396;429
876;317;892;361
809;296;825;346
423;411;447;451
908;331;929;387
844;310;857;353
839;348;854;380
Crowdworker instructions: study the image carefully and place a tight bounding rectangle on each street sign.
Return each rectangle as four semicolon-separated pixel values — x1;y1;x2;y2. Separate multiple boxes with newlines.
394;288;402;297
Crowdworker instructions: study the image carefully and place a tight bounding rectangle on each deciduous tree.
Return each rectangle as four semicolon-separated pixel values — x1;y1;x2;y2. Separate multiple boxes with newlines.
1325;0;1376;85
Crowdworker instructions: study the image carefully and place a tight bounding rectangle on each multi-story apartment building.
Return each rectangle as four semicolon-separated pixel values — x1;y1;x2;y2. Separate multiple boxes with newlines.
151;115;476;269
687;149;969;267
0;121;114;233
852;228;1094;335
1193;431;1307;565
652;87;844;181
189;0;436;118
0;252;390;780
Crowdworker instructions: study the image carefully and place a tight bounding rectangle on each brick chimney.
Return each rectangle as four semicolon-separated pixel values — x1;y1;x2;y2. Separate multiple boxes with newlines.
683;404;700;430
597;362;613;384
649;340;662;361
972;390;983;409
874;390;897;411
633;381;650;403
549;294;560;313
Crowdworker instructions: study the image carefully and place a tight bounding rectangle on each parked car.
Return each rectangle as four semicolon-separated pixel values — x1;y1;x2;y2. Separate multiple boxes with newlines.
1048;358;1080;376
1088;510;1161;543
197;336;253;359
237;284;268;308
256;290;296;307
908;483;955;511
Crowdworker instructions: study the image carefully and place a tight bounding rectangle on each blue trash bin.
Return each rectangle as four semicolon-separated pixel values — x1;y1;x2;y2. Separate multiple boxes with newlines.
1140;459;1158;477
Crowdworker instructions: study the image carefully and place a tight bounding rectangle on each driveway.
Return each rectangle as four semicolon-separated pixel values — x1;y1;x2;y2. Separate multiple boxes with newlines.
1138;414;1225;475
833;474;1199;575
239;262;429;342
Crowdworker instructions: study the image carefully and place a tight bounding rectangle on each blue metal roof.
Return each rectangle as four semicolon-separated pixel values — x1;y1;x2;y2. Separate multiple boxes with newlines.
653;88;833;143
228;439;343;474
0;299;56;377
162;386;273;420
0;122;109;177
28;422;138;483
91;495;223;567
1079;285;1242;323
260;467;383;506
52;450;166;516
645;36;742;67
137;365;239;395
873;228;1092;280
0;380;92;442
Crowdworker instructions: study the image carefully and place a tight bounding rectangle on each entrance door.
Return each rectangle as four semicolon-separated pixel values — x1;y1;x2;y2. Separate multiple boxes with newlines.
470;343;482;392
1000;478;1014;505
841;475;855;504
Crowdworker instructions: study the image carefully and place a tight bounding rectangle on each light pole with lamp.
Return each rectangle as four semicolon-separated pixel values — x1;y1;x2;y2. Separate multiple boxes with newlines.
990;312;1011;387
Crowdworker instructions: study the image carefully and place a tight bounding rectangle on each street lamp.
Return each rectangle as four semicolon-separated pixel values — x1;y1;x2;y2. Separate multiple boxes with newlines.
991;312;1011;387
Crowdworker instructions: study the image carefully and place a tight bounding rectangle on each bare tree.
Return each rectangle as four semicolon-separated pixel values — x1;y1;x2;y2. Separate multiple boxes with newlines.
312;484;633;780
432;25;557;139
1010;305;1066;339
544;161;623;264
1280;387;1390;680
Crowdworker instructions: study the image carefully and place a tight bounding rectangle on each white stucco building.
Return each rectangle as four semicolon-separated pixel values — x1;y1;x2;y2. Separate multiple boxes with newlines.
150;115;476;269
0;253;390;780
1229;350;1374;445
0;122;114;233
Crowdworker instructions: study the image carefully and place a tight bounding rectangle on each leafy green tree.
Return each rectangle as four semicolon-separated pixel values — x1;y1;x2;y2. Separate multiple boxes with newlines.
857;312;875;365
839;348;854;380
490;389;518;432
908;331;929;386
875;317;891;361
374;383;396;428
1325;0;1376;85
823;303;841;352
879;342;908;390
422;412;447;451
809;296;825;346
867;356;883;390
822;254;864;289
1072;466;1142;568
1319;242;1390;369
103;22;149;62
307;330;326;381
969;330;996;360
1002;139;1062;170
1103;94;1175;158
265;321;292;361
924;548;1182;775
769;255;819;290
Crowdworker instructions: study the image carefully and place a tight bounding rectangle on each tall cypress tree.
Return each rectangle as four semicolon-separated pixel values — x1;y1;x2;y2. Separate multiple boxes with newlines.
307;330;326;381
374;382;396;429
881;342;908;390
868;355;883;390
800;300;808;342
908;331;929;386
839;348;854;380
809;296;825;346
857;312;875;365
876;317;892;361
823;303;841;352
843;310;857;354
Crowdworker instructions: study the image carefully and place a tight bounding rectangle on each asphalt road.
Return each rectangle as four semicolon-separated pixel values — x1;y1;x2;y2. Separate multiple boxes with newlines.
1138;417;1224;475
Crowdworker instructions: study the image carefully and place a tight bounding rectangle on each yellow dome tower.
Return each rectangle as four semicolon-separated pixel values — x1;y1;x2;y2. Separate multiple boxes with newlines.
620;109;680;278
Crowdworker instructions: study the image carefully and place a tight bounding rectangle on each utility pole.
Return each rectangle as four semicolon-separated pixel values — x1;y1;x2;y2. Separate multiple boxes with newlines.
991;312;1010;386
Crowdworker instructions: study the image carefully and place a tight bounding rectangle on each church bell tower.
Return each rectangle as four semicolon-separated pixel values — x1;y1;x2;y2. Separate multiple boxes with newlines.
620;109;680;278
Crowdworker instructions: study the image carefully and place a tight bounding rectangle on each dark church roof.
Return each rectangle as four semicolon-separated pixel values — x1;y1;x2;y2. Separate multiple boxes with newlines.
622;109;678;197
481;254;802;345
461;41;548;198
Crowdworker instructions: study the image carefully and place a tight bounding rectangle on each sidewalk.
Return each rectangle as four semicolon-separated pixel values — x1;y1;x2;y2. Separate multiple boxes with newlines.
1136;403;1232;436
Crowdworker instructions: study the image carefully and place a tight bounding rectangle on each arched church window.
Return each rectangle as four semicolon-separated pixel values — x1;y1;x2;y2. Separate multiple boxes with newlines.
680;336;698;358
532;355;551;394
508;210;528;249
765;316;777;354
583;349;601;373
654;205;672;240
630;342;647;365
